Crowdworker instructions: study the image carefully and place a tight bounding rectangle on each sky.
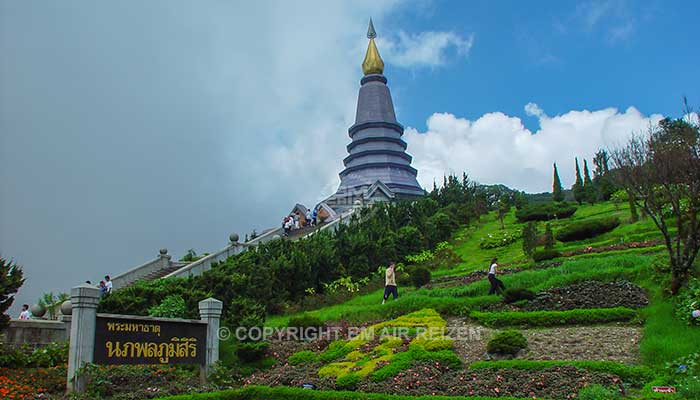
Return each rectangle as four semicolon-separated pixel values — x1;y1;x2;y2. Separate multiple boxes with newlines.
1;0;699;315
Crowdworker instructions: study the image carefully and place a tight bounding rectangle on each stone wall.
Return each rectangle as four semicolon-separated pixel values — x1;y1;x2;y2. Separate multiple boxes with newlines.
3;319;68;348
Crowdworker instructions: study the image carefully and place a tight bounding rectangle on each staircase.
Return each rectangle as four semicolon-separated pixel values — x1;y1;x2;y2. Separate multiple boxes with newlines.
141;263;186;281
110;207;359;289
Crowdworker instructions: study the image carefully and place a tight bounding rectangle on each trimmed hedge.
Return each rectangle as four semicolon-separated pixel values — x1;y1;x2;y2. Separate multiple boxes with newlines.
515;202;577;222
556;217;621;242
160;385;533;400
469;307;638;328
532;249;561;262
468;360;654;386
486;330;527;355
502;288;535;304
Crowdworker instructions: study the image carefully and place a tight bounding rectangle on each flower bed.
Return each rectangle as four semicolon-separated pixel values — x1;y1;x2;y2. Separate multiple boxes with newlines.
0;366;66;399
523;280;648;311
76;364;203;399
358;363;621;398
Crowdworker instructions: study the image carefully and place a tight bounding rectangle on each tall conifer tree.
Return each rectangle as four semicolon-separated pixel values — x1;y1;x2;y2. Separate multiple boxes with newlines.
572;158;584;204
552;163;564;202
583;159;596;203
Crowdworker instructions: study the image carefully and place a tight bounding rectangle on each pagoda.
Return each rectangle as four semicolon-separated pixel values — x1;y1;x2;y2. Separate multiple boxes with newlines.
323;19;424;212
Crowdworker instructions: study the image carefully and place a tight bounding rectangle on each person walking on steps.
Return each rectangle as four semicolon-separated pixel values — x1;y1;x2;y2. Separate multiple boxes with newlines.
18;304;31;320
382;262;398;304
487;257;506;295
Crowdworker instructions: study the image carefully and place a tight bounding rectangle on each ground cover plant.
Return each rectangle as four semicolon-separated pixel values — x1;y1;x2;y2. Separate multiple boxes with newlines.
284;308;460;389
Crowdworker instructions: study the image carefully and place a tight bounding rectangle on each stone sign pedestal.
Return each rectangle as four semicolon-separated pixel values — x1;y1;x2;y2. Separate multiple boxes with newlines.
199;297;223;381
66;283;101;393
65;283;222;393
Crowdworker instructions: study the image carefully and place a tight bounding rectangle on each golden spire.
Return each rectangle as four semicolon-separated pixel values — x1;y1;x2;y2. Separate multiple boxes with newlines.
362;18;384;75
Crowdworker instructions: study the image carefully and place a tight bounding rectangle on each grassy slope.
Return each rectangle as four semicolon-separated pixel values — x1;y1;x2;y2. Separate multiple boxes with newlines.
270;202;660;325
267;201;698;378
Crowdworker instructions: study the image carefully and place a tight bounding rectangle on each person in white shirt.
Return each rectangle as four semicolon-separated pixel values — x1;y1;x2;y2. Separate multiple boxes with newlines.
487;257;506;295
382;262;398;304
18;304;31;320
104;275;113;294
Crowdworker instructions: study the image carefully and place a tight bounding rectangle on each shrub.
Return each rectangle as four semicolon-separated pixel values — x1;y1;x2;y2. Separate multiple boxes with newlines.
502;288;536;304
532;249;561;262
410;266;431;288
479;230;522;250
577;384;621;399
0;341;68;368
487;330;527;355
288;313;324;330
556;217;621;242
148;294;187;318
335;373;361;390
515;202;577;222
675;278;700;326
288;350;318;365
678;376;700;399
470;307;637;328
236;341;269;363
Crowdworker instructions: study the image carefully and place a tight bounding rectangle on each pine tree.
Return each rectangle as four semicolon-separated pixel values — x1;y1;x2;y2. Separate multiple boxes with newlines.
552;163;564;202
627;189;639;223
544;223;555;250
583;159;596;203
593;149;616;201
1;257;25;330
522;222;538;258
572;158;585;205
497;197;511;229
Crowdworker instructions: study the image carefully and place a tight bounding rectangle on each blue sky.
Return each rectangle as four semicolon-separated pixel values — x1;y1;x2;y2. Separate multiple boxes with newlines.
385;0;698;131
1;0;698;312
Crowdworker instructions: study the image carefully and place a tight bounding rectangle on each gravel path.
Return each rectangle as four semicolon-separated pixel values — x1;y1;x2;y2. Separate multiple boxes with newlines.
446;318;642;365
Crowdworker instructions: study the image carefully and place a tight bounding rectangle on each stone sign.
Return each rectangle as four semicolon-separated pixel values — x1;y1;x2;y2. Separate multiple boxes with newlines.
93;315;206;365
66;282;222;393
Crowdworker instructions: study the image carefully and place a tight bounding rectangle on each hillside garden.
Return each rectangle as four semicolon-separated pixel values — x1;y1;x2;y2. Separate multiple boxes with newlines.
2;118;699;399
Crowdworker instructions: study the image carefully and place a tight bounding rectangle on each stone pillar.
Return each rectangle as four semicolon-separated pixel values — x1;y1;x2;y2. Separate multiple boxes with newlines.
60;300;73;341
66;283;101;393
198;297;222;378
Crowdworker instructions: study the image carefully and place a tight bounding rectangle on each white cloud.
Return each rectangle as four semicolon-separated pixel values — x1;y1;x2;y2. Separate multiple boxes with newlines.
524;102;546;118
405;104;664;193
379;30;474;68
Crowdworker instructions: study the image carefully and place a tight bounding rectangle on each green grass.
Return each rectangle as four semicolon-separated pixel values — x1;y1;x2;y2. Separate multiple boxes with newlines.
262;200;697;387
637;273;700;370
469;360;655;385
270;249;656;327
160;386;537;400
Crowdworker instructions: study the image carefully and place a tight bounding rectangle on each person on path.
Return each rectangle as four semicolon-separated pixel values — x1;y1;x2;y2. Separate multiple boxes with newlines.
104;275;113;294
18;304;31;320
305;209;312;227
487;257;506;295
382;262;398;304
99;281;108;297
283;216;291;235
311;207;318;226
